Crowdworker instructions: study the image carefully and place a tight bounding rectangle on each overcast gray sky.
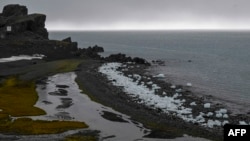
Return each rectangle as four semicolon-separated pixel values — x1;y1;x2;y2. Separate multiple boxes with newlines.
1;0;250;30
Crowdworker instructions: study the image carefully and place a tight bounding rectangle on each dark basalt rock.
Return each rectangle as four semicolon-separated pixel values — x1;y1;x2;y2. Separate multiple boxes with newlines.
89;45;104;53
101;111;128;123
0;17;6;27
56;85;70;89
6;14;48;39
48;89;68;96
0;4;151;65
2;4;28;17
105;53;150;65
62;37;72;43
73;45;104;59
0;4;48;39
105;53;132;62
56;98;73;109
133;57;150;65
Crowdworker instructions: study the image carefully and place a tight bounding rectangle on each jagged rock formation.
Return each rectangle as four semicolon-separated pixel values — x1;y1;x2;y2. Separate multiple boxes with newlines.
0;4;148;64
0;4;48;39
105;53;150;65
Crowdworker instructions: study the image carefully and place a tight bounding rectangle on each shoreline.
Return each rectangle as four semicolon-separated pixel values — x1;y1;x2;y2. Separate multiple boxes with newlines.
149;64;250;116
0;54;249;140
75;59;223;140
0;4;249;140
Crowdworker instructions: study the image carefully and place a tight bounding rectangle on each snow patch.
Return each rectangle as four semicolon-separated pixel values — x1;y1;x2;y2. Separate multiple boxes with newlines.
175;89;182;93
204;103;211;108
239;121;248;125
207;120;221;128
206;112;213;117
170;85;176;89
186;83;192;87
222;121;229;126
99;63;230;128
154;74;165;78
223;114;229;119
190;102;197;106
0;54;45;63
218;109;227;114
216;113;223;118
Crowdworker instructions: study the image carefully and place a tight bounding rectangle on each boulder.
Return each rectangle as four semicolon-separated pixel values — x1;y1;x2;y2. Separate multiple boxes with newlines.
105;53;150;65
62;37;72;43
2;4;28;17
105;53;132;62
133;57;150;65
87;45;104;53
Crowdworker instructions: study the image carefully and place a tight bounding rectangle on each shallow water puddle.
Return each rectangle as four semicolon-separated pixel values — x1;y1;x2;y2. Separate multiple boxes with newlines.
34;72;152;140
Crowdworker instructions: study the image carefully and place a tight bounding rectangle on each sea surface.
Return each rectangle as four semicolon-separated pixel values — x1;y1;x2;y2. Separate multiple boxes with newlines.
49;30;250;114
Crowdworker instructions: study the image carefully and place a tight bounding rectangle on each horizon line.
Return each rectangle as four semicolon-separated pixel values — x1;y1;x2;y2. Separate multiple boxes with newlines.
48;28;250;32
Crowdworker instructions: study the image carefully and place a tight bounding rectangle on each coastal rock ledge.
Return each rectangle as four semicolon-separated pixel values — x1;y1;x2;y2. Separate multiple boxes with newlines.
0;4;91;60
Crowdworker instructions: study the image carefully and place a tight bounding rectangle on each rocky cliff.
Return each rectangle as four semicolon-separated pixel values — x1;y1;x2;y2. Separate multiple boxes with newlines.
0;4;85;60
0;4;48;39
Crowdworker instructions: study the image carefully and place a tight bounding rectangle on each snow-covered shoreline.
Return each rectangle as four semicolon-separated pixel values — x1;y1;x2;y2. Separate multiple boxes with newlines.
0;54;45;63
99;62;250;128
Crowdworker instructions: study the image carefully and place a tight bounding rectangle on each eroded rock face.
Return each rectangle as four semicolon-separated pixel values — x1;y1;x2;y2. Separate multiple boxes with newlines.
0;4;48;39
2;4;28;17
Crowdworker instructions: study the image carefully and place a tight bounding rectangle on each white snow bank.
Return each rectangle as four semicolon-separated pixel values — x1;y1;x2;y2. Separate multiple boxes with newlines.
207;120;221;128
204;103;211;108
154;74;165;78
0;54;45;63
190;102;197;106
186;83;192;87
99;63;227;128
170;85;176;89
99;63;192;115
239;121;248;125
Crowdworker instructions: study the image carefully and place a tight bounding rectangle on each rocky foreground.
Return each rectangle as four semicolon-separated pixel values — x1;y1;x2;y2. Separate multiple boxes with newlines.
1;4;250;141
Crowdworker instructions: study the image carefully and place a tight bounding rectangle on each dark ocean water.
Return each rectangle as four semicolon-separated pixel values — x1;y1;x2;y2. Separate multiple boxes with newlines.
49;30;250;113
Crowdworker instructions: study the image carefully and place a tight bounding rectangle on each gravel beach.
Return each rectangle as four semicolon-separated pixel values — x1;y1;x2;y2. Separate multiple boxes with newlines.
75;59;224;141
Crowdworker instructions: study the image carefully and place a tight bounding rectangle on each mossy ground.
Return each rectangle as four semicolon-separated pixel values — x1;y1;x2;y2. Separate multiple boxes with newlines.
0;59;89;135
0;118;87;135
64;134;98;141
0;76;45;117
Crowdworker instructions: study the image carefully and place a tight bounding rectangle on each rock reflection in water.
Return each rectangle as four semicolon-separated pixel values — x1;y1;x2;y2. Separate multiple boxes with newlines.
34;72;151;141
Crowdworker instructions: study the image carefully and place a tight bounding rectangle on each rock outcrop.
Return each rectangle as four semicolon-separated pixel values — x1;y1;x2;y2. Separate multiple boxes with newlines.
105;53;150;65
0;4;48;39
0;4;149;64
2;4;28;17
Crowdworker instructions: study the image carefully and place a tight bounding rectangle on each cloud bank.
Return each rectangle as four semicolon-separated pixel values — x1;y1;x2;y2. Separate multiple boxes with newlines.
1;0;250;30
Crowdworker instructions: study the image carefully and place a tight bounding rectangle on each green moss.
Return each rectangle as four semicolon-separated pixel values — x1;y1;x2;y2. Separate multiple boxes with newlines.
0;72;88;135
0;76;45;117
54;59;82;73
64;130;99;141
0;118;88;135
19;59;83;81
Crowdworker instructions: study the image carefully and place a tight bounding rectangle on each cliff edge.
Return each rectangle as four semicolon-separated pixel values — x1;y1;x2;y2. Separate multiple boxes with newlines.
0;4;48;40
